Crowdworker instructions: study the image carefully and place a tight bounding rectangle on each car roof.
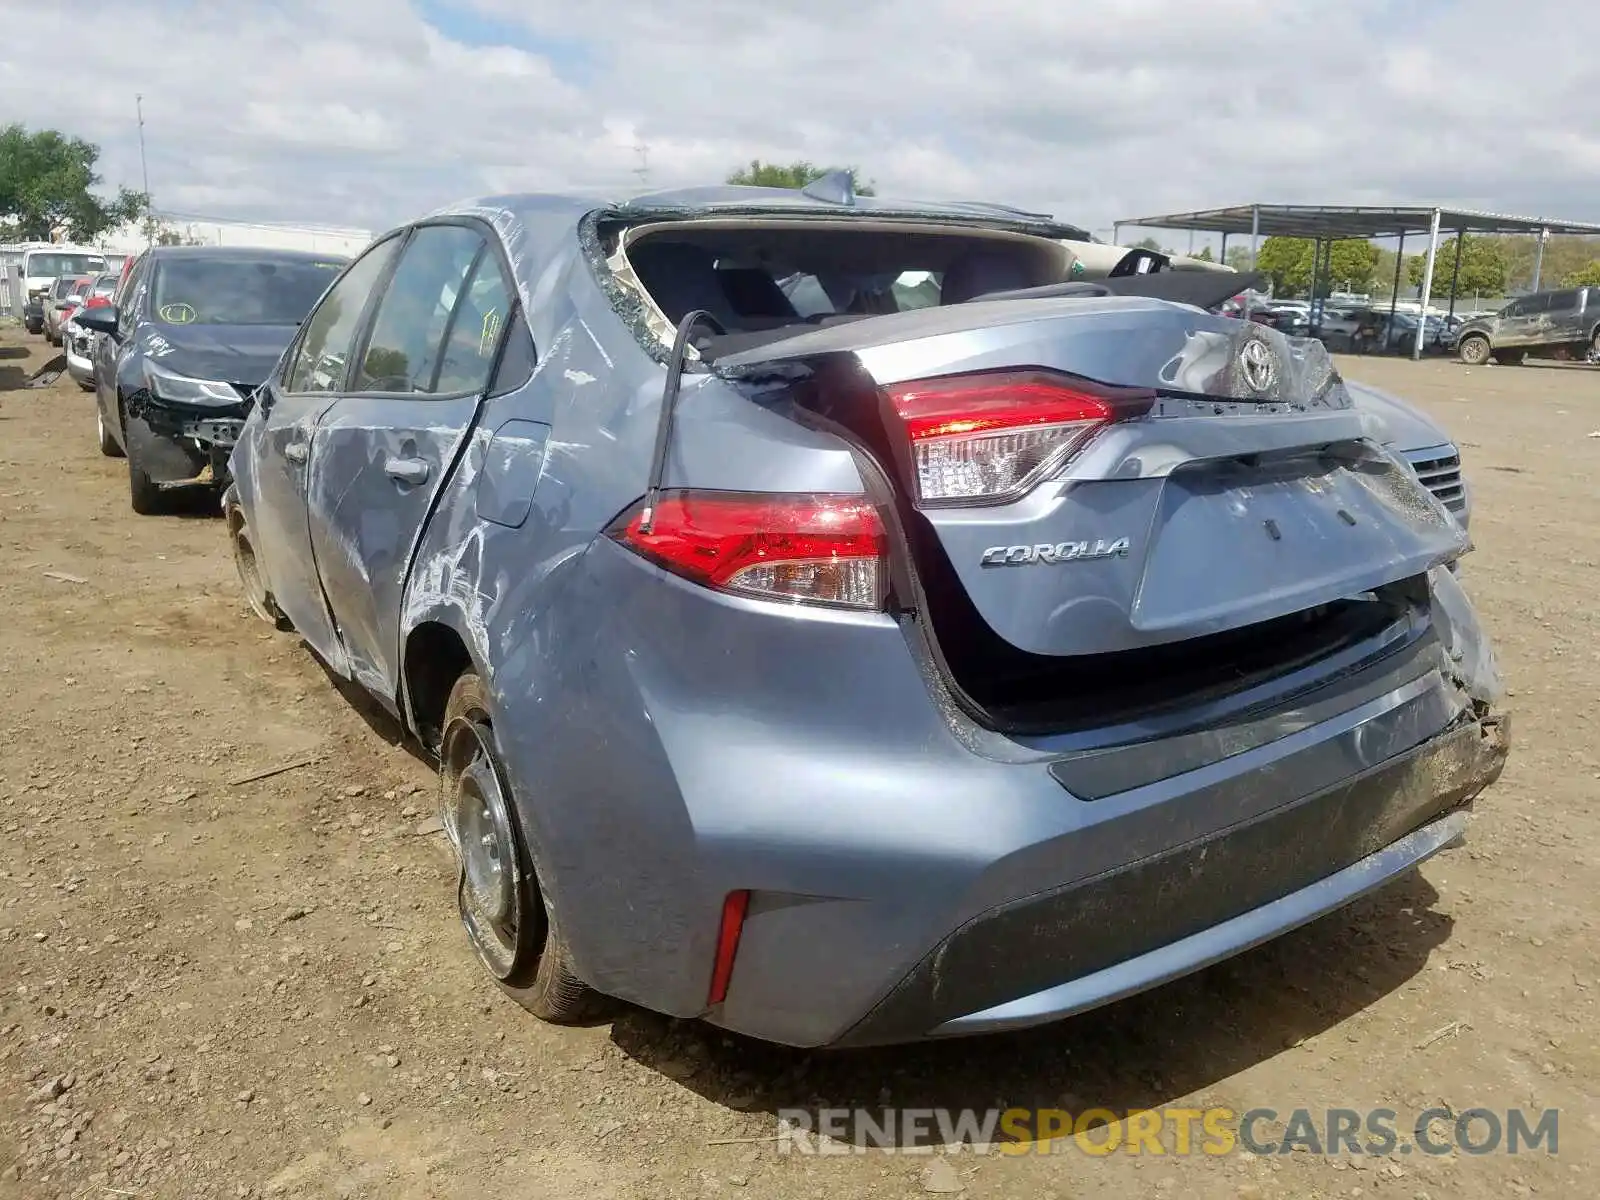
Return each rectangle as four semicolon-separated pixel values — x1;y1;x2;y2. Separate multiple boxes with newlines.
426;183;1092;241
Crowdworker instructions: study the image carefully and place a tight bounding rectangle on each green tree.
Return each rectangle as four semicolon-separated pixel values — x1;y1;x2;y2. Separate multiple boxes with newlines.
726;160;875;195
0;124;146;242
1224;245;1255;273
1129;235;1168;253
1563;260;1600;288
1192;245;1215;262
1252;237;1379;297
1500;234;1600;292
1372;248;1409;295
1407;234;1507;298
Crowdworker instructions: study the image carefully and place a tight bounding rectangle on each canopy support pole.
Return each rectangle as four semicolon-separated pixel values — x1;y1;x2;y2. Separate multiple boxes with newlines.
1413;209;1441;361
1532;227;1548;291
1447;231;1465;320
1389;233;1405;329
1249;205;1261;268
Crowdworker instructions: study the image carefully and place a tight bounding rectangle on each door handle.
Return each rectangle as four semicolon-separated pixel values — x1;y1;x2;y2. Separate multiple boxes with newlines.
284;442;308;463
384;456;430;485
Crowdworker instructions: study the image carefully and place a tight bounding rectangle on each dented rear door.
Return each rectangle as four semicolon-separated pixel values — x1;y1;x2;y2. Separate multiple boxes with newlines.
305;225;512;705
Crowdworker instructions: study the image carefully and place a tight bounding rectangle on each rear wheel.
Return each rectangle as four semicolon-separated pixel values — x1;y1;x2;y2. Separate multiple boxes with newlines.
440;672;596;1023
224;488;290;629
1590;328;1600;363
1457;334;1491;365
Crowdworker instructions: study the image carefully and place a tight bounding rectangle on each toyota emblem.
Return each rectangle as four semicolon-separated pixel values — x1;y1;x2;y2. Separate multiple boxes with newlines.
1239;339;1277;393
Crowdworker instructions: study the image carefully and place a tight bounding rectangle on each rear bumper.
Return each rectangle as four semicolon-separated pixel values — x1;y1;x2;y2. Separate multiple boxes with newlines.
65;346;94;384
834;713;1506;1046
510;541;1510;1048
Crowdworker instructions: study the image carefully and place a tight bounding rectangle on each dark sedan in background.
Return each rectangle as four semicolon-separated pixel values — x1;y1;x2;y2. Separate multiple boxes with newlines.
75;246;348;514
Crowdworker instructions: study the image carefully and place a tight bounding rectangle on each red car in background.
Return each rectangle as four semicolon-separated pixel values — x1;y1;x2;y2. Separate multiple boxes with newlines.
64;273;124;391
43;276;96;345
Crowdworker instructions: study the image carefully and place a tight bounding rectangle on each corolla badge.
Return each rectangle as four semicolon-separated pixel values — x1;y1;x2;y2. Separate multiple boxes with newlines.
981;538;1132;567
1239;338;1277;392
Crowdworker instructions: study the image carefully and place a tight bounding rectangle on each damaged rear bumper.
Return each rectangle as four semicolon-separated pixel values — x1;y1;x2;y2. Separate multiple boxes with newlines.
125;390;247;488
832;707;1508;1045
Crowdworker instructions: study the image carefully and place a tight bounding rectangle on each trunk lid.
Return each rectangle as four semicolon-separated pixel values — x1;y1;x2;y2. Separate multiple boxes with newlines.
719;296;1466;661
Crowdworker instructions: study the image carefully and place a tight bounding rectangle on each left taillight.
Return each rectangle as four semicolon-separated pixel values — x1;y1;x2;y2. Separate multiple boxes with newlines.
607;490;888;611
883;369;1153;507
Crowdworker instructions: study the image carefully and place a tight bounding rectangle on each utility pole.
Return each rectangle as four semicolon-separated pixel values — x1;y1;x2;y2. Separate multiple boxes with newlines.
136;94;153;246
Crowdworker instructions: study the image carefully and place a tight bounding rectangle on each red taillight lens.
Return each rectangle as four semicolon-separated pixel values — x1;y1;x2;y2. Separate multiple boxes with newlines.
707;889;749;1007
884;370;1151;507
609;490;887;611
85;295;110;309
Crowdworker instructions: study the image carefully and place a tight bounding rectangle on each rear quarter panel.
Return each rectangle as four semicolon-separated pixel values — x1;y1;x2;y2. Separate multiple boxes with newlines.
399;229;866;999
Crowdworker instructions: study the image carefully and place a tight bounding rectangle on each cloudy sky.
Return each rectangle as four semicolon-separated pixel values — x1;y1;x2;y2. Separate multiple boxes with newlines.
5;0;1599;240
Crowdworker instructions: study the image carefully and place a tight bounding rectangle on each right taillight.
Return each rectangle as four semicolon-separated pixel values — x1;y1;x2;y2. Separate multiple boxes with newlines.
883;369;1153;507
608;490;888;611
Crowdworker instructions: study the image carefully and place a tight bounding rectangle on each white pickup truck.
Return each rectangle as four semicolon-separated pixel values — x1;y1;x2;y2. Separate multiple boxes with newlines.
20;246;109;336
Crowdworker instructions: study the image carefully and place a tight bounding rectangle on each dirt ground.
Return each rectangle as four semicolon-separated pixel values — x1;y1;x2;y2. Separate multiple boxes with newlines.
0;327;1595;1199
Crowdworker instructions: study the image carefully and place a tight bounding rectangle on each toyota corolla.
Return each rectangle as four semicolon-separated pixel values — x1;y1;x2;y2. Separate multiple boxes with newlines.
225;181;1508;1047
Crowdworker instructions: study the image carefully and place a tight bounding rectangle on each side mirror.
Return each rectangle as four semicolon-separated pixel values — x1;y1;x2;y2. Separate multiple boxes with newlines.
74;305;120;337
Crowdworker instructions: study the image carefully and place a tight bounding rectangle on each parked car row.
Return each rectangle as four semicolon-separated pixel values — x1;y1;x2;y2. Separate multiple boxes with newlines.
53;182;1507;1048
61;273;120;388
1240;300;1463;356
18;245;115;336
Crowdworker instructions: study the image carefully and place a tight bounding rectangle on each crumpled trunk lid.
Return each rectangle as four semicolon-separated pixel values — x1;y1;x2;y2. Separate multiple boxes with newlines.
722;296;1467;661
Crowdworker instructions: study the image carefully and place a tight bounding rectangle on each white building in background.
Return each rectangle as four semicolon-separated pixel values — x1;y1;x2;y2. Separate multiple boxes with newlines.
94;213;374;258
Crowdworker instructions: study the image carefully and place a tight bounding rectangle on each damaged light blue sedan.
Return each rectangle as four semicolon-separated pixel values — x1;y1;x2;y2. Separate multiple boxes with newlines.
224;181;1508;1048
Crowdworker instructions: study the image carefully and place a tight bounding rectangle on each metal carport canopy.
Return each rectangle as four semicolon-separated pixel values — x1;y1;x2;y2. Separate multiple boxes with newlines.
1117;203;1600;361
1116;204;1600;240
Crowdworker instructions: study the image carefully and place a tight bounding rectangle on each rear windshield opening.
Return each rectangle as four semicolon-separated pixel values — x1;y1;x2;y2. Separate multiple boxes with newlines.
607;219;1069;359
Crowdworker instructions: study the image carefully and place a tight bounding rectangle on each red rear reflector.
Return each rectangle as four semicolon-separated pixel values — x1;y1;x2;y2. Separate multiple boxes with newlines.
884;370;1152;507
708;889;750;1006
609;490;887;611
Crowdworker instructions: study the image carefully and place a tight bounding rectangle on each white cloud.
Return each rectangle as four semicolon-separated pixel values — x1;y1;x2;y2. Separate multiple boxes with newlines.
3;0;1599;239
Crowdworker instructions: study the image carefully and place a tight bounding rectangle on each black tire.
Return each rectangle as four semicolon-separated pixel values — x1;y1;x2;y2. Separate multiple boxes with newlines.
1497;349;1525;366
224;488;291;629
1590;328;1600;363
127;441;165;515
1457;334;1491;366
97;407;124;457
440;672;596;1023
